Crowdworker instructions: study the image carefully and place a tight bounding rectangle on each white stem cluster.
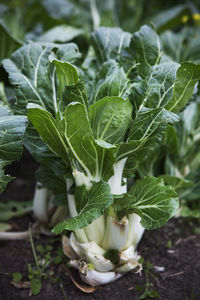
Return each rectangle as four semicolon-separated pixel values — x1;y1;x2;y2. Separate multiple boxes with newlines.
64;158;145;286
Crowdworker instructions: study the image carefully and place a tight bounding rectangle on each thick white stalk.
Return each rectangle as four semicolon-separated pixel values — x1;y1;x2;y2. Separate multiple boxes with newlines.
101;216;130;250
108;158;127;194
33;185;52;223
0;231;30;240
0;224;39;240
101;158;130;250
72;171;104;243
67;179;89;243
123;214;145;249
84;215;105;244
72;170;93;189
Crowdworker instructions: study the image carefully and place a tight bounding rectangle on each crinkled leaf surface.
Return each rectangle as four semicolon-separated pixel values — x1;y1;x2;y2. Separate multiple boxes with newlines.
91;27;131;62
0;95;27;193
132;25;162;77
117;108;179;176
63;102;115;179
166;62;200;113
116;176;179;230
3;42;80;115
50;57;79;98
89;96;132;144
129;108;179;140
144;62;179;108
27;104;69;165
89;60;131;103
61;80;88;110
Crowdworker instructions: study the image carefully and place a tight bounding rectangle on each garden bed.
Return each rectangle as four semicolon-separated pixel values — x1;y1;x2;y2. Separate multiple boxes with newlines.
0;156;199;300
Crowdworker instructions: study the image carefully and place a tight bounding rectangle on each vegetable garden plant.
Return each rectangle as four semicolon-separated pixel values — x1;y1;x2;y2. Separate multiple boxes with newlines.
1;22;200;288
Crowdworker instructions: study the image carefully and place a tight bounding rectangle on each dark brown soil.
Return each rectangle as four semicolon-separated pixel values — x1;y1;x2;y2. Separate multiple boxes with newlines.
0;152;200;300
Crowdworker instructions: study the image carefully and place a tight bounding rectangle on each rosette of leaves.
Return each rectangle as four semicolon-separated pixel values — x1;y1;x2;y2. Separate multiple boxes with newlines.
2;24;200;285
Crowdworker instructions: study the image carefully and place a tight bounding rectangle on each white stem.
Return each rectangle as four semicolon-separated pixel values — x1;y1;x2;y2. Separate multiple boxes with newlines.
72;169;94;190
108;158;127;194
124;214;145;249
66;179;89;243
33;185;52;223
0;231;30;240
102;216;130;250
0;225;39;240
84;215;105;244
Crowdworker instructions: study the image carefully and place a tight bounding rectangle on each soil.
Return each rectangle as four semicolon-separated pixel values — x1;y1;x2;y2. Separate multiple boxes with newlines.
0;151;200;300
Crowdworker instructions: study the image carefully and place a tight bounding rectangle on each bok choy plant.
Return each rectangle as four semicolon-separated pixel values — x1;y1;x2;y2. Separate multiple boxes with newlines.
2;24;200;286
162;96;200;218
0;82;28;236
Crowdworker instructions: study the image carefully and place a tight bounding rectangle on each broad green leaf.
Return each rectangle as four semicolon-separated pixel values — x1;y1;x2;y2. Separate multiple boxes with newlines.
117;135;162;177
38;25;84;43
0;20;21;62
129;108;179;140
3;42;80;115
117;177;179;229
132;25;162;77
27;104;69;164
23;124;69;178
91;27;131;62
50;57;79;98
144;62;179;108
52;181;113;233
89;96;132;144
90;60;131;103
117;107;179;176
80;136;115;180
63;102;115;179
159;175;193;195
115;108;178;176
0;92;27;193
166;62;200;113
0;113;27;161
62;102;92;174
61;80;88;110
24;123;70;197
